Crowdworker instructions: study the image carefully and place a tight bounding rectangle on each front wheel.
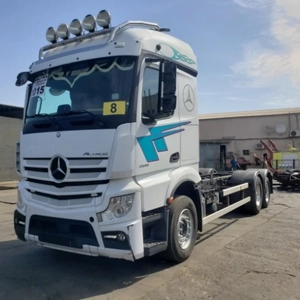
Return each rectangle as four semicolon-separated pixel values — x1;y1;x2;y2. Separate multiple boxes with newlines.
164;196;198;263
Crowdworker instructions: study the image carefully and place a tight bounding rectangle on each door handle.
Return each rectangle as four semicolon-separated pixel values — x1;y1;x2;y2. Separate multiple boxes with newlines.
170;152;180;163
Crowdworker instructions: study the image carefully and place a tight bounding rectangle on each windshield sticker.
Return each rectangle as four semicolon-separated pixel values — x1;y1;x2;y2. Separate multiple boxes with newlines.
30;74;48;98
49;61;135;89
103;101;126;116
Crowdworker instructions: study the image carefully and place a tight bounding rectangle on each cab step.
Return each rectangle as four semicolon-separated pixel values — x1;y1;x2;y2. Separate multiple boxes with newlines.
144;240;167;256
142;213;163;226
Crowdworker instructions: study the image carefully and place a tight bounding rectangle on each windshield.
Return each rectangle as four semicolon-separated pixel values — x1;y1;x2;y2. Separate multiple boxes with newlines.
23;56;137;134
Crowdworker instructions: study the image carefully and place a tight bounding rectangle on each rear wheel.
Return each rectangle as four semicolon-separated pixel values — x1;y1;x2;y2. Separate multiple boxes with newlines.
262;177;271;209
164;195;198;263
245;176;263;215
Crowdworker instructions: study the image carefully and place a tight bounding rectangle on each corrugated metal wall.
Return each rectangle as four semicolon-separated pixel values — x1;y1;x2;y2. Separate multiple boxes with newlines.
0;116;22;181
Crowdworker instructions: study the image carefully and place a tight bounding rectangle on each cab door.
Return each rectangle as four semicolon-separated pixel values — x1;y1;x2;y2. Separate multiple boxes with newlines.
135;59;183;177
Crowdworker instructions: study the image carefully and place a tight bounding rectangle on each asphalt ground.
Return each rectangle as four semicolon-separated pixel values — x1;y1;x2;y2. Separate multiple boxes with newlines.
0;188;299;300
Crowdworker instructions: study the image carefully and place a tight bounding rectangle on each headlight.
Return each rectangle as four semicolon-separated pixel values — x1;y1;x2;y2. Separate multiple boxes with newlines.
101;194;134;221
17;190;26;213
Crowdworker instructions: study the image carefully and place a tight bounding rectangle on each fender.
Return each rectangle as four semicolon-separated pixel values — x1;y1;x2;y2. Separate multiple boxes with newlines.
227;169;263;185
165;166;201;198
165;166;203;231
229;168;272;194
226;169;265;201
165;167;188;199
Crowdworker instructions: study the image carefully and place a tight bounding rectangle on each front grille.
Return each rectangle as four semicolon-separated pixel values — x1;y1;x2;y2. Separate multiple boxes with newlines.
29;215;99;248
29;190;100;206
23;157;109;206
23;157;108;182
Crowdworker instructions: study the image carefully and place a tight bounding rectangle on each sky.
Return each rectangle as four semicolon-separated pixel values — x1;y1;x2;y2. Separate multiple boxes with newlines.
0;0;300;114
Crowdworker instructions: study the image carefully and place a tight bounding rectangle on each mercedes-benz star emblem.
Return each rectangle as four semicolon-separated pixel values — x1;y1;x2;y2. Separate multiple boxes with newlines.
183;85;195;112
50;156;68;182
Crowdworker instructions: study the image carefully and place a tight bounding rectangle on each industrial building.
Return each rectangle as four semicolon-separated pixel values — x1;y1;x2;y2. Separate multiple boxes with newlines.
0;104;23;181
199;107;300;171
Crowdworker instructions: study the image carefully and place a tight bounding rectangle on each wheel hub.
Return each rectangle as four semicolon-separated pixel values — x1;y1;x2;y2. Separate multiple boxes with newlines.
177;209;194;250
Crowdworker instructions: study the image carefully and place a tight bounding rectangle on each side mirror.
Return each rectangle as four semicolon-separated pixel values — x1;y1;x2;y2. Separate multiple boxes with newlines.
15;72;31;87
160;61;177;114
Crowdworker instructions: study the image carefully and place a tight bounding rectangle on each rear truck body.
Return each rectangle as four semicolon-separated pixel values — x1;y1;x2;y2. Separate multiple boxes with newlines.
14;10;273;263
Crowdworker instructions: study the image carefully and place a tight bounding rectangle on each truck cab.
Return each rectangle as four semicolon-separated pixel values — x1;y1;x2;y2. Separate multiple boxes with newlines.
14;10;272;263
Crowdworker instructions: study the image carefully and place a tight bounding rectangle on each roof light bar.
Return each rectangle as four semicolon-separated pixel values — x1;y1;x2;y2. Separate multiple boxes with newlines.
56;23;70;40
46;27;57;43
96;10;111;29
45;10;113;43
82;14;96;32
69;19;83;36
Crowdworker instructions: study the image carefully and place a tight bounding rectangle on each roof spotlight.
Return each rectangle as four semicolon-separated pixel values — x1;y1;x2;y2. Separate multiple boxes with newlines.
96;10;111;29
57;23;70;40
69;19;83;36
46;27;57;43
82;14;96;32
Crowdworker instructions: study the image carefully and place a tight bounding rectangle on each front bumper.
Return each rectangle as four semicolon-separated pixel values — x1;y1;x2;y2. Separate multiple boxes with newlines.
14;208;144;261
14;185;144;261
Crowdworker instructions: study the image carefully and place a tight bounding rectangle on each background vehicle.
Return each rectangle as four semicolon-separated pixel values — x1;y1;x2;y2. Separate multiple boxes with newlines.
273;169;300;190
14;10;273;263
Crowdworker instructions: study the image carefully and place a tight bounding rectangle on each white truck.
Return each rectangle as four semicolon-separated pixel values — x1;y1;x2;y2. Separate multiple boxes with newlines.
14;10;273;263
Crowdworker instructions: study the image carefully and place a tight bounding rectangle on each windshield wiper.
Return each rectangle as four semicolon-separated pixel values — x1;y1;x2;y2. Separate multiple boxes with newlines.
56;110;106;128
26;113;63;130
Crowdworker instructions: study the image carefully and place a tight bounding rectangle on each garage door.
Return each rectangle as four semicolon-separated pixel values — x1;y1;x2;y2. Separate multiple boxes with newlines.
199;143;220;169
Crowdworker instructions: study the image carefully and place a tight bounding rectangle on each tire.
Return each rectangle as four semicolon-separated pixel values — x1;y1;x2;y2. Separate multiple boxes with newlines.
165;195;198;263
245;176;263;215
262;177;271;209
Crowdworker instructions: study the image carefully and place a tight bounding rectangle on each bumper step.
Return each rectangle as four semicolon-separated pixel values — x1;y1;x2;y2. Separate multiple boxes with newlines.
144;240;167;256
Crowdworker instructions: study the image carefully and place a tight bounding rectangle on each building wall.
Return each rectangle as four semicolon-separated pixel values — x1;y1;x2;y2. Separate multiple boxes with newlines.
1;107;300;178
199;113;300;170
0;116;22;181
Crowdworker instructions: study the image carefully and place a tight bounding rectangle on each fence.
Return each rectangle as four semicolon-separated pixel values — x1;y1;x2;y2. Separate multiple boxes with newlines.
272;159;299;171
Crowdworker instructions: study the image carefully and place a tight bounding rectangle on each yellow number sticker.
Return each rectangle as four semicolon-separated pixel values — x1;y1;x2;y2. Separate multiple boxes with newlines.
103;101;126;116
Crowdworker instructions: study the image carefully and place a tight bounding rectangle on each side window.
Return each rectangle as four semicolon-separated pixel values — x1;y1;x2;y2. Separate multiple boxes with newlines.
142;66;175;120
142;67;160;116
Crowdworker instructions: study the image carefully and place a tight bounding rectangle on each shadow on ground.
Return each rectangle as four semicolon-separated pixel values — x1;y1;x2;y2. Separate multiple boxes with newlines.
0;217;230;300
0;216;241;300
196;218;238;244
0;239;175;300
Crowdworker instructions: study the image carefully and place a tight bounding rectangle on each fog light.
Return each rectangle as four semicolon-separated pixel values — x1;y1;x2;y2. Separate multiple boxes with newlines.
117;232;126;242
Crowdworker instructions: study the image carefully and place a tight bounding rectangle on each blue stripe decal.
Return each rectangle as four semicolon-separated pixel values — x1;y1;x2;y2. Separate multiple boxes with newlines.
137;121;190;162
